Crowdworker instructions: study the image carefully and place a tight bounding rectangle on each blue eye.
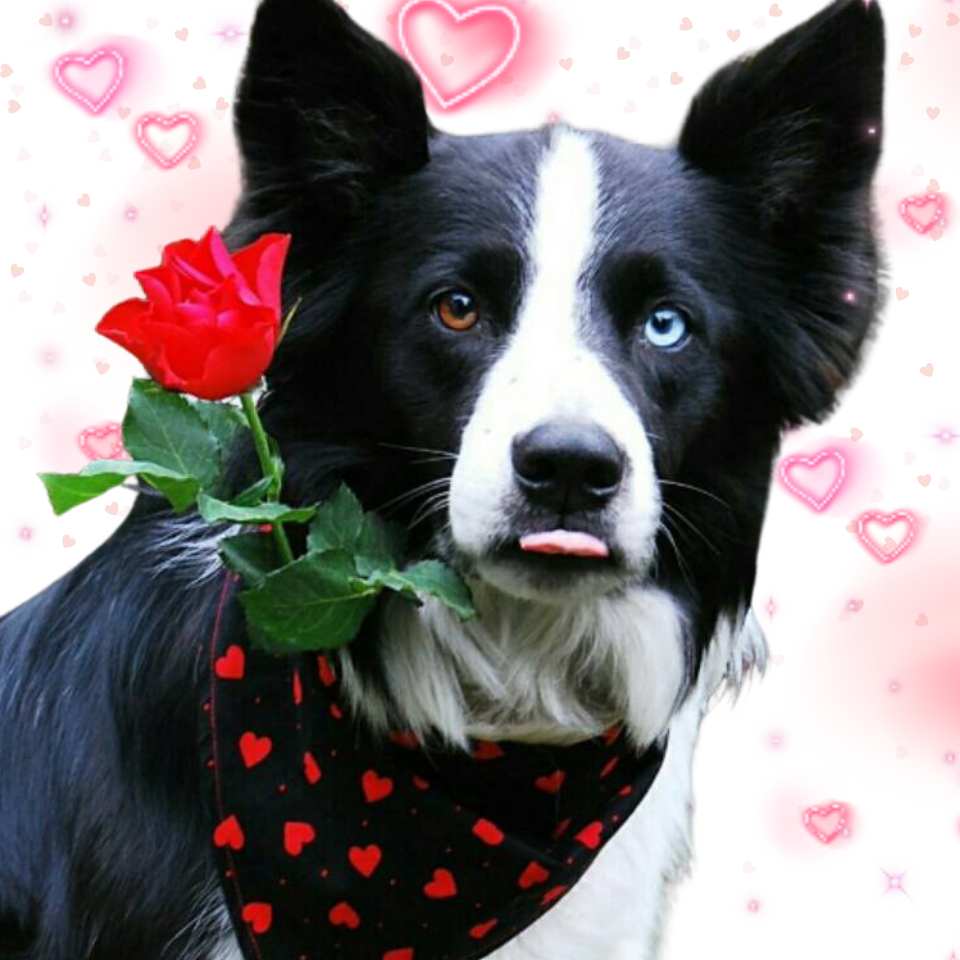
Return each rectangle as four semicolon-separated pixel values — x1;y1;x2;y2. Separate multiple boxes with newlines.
643;307;689;350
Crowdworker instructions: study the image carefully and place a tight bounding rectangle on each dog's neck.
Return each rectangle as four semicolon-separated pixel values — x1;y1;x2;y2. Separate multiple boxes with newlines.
337;578;690;750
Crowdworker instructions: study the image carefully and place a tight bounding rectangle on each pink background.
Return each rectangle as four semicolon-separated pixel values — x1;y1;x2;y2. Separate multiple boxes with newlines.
1;1;958;956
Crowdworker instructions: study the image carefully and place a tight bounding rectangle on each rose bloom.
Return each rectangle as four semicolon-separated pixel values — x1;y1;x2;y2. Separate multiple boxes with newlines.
97;227;291;400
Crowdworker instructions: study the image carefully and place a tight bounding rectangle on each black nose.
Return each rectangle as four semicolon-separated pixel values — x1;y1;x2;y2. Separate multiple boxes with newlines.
511;420;625;513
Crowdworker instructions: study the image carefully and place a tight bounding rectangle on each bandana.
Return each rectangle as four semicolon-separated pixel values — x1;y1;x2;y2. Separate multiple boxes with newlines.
204;574;667;960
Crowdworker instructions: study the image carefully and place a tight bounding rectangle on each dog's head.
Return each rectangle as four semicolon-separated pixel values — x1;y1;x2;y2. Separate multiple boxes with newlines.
225;0;885;745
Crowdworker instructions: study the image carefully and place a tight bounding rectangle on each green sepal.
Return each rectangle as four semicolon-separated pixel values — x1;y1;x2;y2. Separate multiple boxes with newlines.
197;493;316;526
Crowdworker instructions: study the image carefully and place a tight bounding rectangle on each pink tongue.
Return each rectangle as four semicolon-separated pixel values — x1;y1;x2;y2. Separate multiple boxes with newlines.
519;530;610;559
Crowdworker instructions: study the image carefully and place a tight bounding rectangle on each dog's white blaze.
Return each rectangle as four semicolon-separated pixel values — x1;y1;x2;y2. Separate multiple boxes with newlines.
449;127;661;591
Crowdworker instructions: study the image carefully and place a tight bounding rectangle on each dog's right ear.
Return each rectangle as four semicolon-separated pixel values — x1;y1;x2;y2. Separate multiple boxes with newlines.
234;0;431;219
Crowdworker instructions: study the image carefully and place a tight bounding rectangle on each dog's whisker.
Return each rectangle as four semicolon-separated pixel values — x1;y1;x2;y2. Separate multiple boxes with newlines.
659;479;731;509
661;502;721;557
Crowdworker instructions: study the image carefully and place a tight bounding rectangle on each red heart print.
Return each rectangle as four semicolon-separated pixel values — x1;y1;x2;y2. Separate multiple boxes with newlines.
362;769;394;803
238;731;272;768
472;740;505;760
348;844;383;877
317;654;337;687
284;821;316;857
472;818;504;846
541;885;568;906
213;814;245;851
423;867;457;899
383;950;415;960
388;730;421;749
292;668;302;705
518;861;550;889
469;919;498;940
242;902;273;934
551;817;572;840
534;770;565;794
575;821;603;849
215;645;245;680
303;751;322;785
412;775;430;791
329;901;361;929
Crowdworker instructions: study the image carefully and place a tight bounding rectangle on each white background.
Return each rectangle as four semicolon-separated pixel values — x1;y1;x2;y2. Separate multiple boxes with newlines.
1;1;958;957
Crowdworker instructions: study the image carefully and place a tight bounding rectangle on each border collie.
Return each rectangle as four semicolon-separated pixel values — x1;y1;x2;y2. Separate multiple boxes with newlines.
0;0;885;957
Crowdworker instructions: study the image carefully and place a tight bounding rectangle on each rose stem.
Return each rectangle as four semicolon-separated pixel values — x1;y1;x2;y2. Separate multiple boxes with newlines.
240;390;295;567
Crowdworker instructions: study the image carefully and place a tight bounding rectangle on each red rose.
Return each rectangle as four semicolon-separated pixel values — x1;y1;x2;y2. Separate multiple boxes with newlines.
97;227;291;400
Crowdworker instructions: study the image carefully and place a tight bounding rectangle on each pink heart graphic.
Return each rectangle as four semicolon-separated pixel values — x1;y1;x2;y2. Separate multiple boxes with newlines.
52;47;125;115
855;509;918;564
778;448;846;512
135;112;201;169
802;801;851;845
899;192;947;236
77;422;128;461
398;0;521;109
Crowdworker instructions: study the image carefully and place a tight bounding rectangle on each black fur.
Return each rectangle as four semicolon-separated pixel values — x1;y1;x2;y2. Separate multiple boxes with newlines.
0;1;885;955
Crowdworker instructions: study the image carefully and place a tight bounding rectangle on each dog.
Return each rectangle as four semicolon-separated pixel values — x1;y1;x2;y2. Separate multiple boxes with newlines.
0;0;885;957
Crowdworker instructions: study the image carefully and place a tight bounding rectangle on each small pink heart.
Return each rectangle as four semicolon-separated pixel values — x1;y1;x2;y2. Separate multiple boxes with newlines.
77;193;90;206
927;179;940;193
616;46;630;61
52;47;125;115
175;27;188;41
192;76;206;89
769;3;782;16
670;72;683;85
803;802;851;845
187;154;201;169
855;510;918;564
900;52;914;67
917;474;931;487
10;264;23;277
926;106;940;120
949;13;959;27
899;192;946;235
727;28;741;42
0;64;12;78
679;17;693;31
78;422;127;461
895;287;909;300
920;363;934;377
216;97;229;110
116;105;130;118
850;427;863;441
8;99;21;113
135;112;201;169
778;448;846;512
915;613;928;626
106;501;119;515
62;535;76;548
82;273;96;286
39;13;53;26
95;360;110;374
908;24;922;38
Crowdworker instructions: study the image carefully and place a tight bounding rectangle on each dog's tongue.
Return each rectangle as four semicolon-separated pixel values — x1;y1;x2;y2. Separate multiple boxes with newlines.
519;530;610;558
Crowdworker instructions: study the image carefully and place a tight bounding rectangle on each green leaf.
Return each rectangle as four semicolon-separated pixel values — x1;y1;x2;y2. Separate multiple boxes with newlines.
122;379;220;490
308;485;405;573
307;485;365;553
220;532;281;588
190;398;247;455
197;493;316;525
38;459;198;515
232;476;277;507
239;550;381;652
364;560;475;620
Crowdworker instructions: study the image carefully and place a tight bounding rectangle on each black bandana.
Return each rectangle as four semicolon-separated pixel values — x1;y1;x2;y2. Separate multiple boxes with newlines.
204;574;667;960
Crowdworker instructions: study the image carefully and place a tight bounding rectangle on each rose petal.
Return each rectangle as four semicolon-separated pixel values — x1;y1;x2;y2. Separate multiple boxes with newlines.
135;265;180;316
181;324;278;399
232;233;291;315
96;299;159;364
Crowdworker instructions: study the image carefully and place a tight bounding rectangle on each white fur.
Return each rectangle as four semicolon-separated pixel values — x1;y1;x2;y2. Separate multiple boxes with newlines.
449;127;662;601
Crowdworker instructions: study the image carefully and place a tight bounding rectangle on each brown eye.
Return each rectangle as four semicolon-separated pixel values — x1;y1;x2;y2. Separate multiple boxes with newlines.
433;290;479;332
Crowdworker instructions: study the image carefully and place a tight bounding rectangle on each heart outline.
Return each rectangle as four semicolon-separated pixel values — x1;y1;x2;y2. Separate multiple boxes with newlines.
135;112;201;169
52;48;125;115
802;801;850;845
898;192;947;236
397;0;521;109
778;448;847;512
855;509;918;564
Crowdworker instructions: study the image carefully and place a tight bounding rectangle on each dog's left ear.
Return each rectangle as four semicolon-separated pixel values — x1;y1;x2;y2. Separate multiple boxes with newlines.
679;1;886;425
233;0;431;221
679;0;884;226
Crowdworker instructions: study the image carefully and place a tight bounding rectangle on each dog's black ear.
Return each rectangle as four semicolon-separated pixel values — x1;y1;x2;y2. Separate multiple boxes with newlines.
679;0;884;226
234;0;431;219
680;0;886;426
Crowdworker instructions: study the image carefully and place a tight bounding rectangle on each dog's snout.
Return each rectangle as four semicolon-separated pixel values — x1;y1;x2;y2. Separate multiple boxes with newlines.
511;420;625;512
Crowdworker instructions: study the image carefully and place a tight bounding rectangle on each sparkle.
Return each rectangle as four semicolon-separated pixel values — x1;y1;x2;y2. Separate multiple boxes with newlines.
746;898;761;913
843;289;857;303
17;526;33;542
57;9;75;29
882;869;908;895
867;125;878;136
934;427;959;444
888;679;902;694
124;205;138;221
38;204;50;229
214;25;246;42
765;596;777;618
